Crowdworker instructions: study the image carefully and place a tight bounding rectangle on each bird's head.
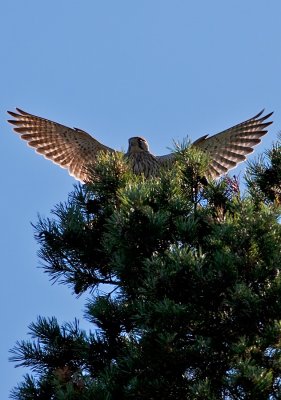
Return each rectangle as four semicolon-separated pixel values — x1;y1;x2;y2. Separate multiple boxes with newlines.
127;137;149;153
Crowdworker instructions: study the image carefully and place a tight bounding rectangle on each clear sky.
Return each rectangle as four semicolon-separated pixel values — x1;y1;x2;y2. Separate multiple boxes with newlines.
1;1;280;397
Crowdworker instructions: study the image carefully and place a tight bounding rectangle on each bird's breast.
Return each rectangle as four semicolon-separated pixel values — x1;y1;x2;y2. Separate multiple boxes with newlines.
126;152;159;178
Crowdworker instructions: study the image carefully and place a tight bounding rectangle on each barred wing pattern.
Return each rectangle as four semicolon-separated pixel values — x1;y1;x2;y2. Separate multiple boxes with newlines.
8;108;273;182
157;110;273;179
7;108;115;182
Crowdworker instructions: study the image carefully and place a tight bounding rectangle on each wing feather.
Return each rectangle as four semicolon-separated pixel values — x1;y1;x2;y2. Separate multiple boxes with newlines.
7;108;115;182
156;110;273;179
156;153;175;167
194;110;273;178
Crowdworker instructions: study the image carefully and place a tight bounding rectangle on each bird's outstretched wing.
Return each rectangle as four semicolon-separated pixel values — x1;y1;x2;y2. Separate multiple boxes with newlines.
157;110;273;179
194;110;273;178
7;108;115;182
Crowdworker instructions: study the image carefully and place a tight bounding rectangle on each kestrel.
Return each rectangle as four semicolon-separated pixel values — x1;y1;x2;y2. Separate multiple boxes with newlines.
7;108;273;182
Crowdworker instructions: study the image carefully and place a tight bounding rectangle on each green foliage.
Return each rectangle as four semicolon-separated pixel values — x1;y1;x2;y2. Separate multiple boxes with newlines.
246;134;281;205
10;144;281;399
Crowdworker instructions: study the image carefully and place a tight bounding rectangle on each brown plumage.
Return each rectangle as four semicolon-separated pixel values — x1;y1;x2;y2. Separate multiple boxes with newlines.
7;108;273;182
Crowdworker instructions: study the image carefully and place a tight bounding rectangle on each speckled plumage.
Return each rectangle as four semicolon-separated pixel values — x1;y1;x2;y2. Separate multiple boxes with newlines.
7;108;273;182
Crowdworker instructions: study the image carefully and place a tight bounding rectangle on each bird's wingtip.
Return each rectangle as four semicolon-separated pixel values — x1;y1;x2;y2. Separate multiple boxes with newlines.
16;107;29;115
254;109;274;120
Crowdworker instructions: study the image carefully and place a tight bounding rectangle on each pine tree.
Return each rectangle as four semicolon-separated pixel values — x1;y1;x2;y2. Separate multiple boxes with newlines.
10;142;281;400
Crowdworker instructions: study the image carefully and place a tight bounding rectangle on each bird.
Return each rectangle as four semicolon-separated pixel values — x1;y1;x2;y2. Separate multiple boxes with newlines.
7;108;273;183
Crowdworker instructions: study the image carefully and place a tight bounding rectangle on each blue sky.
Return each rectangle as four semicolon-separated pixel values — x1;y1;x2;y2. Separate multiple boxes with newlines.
1;1;281;397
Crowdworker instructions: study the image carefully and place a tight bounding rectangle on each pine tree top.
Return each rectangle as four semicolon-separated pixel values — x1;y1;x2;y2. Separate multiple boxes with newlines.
10;141;281;399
